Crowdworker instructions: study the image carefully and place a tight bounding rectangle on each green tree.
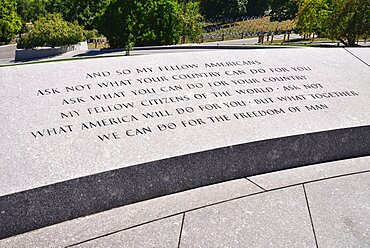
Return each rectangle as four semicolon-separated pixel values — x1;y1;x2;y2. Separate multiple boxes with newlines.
295;0;330;36
269;0;298;21
17;13;85;48
16;0;48;38
99;0;181;48
247;0;269;16
200;0;249;19
16;0;47;23
178;1;203;43
295;0;369;46
46;0;111;29
324;0;369;46
0;0;22;44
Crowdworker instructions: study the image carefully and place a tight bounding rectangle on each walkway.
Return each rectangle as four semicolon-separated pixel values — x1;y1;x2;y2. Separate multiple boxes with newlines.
2;156;369;247
0;44;16;65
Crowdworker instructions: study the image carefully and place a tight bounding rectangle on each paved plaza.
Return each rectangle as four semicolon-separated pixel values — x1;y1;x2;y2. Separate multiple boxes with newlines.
2;156;369;247
1;42;369;248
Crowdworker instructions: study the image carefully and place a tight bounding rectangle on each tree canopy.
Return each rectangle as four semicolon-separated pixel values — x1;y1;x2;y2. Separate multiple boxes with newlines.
178;1;203;43
200;0;249;19
295;0;330;35
16;0;47;23
269;0;298;21
324;0;369;46
2;0;368;47
247;0;269;16
295;0;370;46
99;0;181;48
46;0;111;29
0;0;22;44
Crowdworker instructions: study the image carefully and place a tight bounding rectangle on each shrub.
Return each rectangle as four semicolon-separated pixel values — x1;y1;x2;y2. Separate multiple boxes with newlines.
85;29;100;40
17;13;85;49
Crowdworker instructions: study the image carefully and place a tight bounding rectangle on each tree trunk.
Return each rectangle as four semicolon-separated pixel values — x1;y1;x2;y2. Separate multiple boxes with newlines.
346;36;357;47
347;38;356;47
339;38;348;46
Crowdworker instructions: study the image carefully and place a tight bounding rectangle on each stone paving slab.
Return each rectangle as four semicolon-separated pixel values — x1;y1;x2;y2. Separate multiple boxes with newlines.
0;179;261;247
65;170;370;248
179;185;316;247
346;48;370;65
249;156;370;190
74;215;183;248
305;172;370;247
2;161;370;247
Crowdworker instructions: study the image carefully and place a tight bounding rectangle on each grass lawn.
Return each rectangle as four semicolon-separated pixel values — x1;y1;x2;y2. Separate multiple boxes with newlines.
204;16;295;36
